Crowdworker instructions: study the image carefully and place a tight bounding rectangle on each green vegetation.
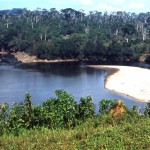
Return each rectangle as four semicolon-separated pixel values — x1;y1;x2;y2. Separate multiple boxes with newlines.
0;8;150;61
0;90;150;149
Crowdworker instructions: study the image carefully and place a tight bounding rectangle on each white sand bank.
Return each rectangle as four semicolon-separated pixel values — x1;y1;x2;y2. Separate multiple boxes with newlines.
88;65;150;103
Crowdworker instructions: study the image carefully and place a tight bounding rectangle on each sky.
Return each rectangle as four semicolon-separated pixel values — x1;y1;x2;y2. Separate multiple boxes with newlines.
0;0;150;14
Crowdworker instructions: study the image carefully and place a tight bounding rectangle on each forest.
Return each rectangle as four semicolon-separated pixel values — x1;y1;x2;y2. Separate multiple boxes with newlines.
0;8;150;61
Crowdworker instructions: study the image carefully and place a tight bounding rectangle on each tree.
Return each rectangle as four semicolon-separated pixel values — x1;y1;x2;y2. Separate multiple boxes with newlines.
121;24;136;43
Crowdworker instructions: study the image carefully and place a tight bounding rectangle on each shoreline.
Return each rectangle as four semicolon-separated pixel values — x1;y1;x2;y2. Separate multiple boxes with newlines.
2;51;150;103
0;51;8;55
10;52;108;64
11;52;91;64
88;65;150;103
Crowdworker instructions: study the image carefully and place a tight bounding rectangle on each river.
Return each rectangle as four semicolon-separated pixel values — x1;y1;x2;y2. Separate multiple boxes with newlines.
0;54;149;110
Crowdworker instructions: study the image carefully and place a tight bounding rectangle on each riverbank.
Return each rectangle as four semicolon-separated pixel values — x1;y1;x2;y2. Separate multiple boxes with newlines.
88;65;150;103
12;52;80;63
3;51;149;64
0;51;8;54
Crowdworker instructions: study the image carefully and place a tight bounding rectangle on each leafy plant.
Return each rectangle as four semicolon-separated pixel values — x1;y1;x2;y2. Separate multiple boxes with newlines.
99;99;113;114
42;90;78;128
24;92;33;128
0;103;9;135
78;96;95;120
0;90;149;139
144;101;150;117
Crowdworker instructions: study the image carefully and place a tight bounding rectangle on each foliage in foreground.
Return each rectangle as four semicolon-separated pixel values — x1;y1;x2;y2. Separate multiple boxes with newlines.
0;90;150;149
0;114;150;149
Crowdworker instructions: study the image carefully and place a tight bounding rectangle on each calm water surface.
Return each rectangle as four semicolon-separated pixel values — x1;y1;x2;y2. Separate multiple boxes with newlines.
0;57;149;110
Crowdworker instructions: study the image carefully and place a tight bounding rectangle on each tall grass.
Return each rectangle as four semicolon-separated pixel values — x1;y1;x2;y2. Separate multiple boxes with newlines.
0;115;150;149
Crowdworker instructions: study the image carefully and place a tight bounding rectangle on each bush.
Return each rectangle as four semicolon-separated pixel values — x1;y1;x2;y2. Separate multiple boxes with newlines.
0;90;149;136
78;96;95;120
99;99;112;114
144;101;150;117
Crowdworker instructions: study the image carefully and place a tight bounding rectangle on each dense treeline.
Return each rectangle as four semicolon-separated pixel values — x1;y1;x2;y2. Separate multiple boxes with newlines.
0;8;150;61
0;90;150;136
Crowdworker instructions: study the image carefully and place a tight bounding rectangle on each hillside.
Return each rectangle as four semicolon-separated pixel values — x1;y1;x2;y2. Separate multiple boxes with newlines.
0;8;150;61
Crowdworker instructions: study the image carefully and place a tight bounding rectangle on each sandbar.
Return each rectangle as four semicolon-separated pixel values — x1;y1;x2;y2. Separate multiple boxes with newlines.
88;65;150;103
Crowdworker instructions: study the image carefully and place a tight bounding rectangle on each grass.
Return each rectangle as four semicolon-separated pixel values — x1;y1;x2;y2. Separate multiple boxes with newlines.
0;114;150;150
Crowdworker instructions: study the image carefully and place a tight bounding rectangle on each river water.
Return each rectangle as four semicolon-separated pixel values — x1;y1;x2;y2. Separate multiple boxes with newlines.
0;54;149;110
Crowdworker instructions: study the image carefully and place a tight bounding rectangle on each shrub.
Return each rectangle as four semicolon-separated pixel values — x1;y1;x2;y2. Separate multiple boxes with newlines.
144;101;150;117
99;99;113;114
78;96;95;120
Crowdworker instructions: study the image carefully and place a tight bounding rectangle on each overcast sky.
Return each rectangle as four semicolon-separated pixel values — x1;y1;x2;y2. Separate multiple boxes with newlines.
0;0;150;13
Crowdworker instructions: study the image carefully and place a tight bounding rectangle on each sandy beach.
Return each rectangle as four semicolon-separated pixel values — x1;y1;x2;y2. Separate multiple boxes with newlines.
88;65;150;103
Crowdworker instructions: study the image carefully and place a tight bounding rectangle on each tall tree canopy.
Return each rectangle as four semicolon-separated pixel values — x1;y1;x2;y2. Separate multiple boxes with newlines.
0;8;150;61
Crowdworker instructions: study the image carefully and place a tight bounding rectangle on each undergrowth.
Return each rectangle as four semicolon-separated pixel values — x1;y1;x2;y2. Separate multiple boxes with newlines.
0;90;150;149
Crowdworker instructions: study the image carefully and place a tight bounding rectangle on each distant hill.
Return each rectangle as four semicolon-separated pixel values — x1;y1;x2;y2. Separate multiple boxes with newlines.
0;8;150;61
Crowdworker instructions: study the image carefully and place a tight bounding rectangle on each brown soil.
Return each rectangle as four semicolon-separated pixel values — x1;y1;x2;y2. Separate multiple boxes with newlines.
109;100;127;117
12;52;80;63
0;51;8;54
